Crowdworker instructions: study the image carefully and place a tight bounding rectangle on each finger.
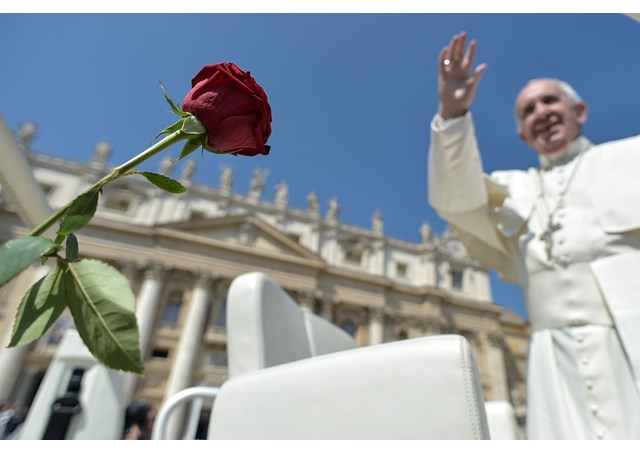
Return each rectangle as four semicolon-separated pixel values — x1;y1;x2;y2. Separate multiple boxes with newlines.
439;46;450;73
474;62;488;80
454;32;467;63
448;33;458;55
469;63;488;89
464;63;488;102
462;39;478;73
448;33;460;65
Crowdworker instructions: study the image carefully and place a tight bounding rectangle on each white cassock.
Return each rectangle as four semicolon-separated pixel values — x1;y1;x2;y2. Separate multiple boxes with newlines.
428;113;640;440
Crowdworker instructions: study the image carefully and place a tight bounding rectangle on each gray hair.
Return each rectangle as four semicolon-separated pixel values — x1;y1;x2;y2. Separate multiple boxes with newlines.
514;78;582;130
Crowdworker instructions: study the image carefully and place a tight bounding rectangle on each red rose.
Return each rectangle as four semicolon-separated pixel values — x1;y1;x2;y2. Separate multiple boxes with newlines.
182;63;272;156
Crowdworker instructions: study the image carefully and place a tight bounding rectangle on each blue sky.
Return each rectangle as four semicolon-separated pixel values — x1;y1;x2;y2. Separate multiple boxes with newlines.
2;13;639;319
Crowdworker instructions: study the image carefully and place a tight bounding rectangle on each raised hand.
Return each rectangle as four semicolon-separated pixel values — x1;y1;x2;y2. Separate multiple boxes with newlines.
438;32;488;120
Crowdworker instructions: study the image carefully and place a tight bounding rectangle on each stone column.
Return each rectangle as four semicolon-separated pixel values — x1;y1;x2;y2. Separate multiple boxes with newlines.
477;271;492;301
164;273;213;439
320;298;335;322
438;260;452;289
484;332;509;401
323;228;340;266
368;308;384;345
463;268;474;295
370;240;386;276
145;191;166;226
122;263;165;401
135;264;167;355
0;265;50;402
308;223;321;254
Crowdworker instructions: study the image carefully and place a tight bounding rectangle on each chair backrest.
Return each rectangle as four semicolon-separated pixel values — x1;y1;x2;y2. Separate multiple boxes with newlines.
484;400;521;439
226;272;356;378
19;329;125;440
209;334;490;439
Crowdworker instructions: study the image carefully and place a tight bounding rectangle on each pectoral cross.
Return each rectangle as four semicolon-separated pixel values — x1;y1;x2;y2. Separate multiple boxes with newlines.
539;217;562;262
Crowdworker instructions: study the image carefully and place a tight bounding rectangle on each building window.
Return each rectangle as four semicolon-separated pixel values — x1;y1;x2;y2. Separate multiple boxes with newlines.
339;319;358;338
396;330;409;340
286;232;301;243
152;348;169;359
216;298;227;328
450;269;464;290
189;209;207;221
103;194;133;213
209;348;228;367
344;249;363;265
161;291;183;325
39;182;55;196
395;261;408;279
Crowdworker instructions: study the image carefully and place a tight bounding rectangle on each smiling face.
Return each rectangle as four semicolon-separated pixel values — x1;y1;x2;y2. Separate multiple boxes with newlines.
515;79;588;156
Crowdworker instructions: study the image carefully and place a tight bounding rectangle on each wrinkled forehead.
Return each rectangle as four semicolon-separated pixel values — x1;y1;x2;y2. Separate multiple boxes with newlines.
515;79;565;111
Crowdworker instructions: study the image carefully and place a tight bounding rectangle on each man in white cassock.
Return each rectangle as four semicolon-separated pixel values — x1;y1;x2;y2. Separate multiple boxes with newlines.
428;32;640;439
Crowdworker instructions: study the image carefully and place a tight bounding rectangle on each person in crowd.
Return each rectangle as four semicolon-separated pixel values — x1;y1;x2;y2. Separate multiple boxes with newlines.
1;404;28;440
122;400;155;440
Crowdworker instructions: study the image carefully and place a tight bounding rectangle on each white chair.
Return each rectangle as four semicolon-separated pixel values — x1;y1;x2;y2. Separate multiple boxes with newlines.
225;272;518;436
153;272;515;439
226;272;356;378
208;334;490;439
211;273;492;438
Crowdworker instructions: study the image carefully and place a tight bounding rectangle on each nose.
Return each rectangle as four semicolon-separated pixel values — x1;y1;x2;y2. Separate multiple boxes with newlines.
531;101;553;123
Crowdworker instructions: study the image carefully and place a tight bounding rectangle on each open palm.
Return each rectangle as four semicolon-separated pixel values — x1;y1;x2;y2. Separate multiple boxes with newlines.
438;32;488;120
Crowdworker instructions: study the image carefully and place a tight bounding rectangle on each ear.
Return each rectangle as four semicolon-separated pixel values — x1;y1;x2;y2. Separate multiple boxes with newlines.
518;129;526;142
575;101;588;125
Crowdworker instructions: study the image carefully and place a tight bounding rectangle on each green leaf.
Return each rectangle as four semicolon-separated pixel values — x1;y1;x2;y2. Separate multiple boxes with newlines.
160;81;188;118
0;237;59;287
57;189;100;236
154;117;185;139
63;259;143;374
177;139;202;161
181;115;207;135
9;264;67;347
133;171;187;194
66;234;79;262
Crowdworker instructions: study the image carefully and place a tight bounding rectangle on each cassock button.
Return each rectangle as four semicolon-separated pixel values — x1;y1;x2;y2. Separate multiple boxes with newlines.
581;356;589;365
575;333;585;343
596;429;605;439
585;380;594;390
590;404;599;415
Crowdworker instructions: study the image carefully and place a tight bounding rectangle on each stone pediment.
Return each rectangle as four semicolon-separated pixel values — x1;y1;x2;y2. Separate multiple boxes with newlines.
159;214;322;263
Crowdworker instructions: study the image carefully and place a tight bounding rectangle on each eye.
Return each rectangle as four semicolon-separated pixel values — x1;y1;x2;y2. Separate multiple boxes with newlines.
522;104;534;119
542;95;560;105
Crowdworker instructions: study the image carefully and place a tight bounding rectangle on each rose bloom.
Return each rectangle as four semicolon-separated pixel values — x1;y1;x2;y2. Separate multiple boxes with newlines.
182;62;272;156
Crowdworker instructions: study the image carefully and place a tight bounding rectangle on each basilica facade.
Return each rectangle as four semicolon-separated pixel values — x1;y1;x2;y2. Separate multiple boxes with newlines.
0;126;530;434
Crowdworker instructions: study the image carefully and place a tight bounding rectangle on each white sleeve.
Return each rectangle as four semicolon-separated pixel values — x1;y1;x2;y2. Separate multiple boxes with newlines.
431;113;467;132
